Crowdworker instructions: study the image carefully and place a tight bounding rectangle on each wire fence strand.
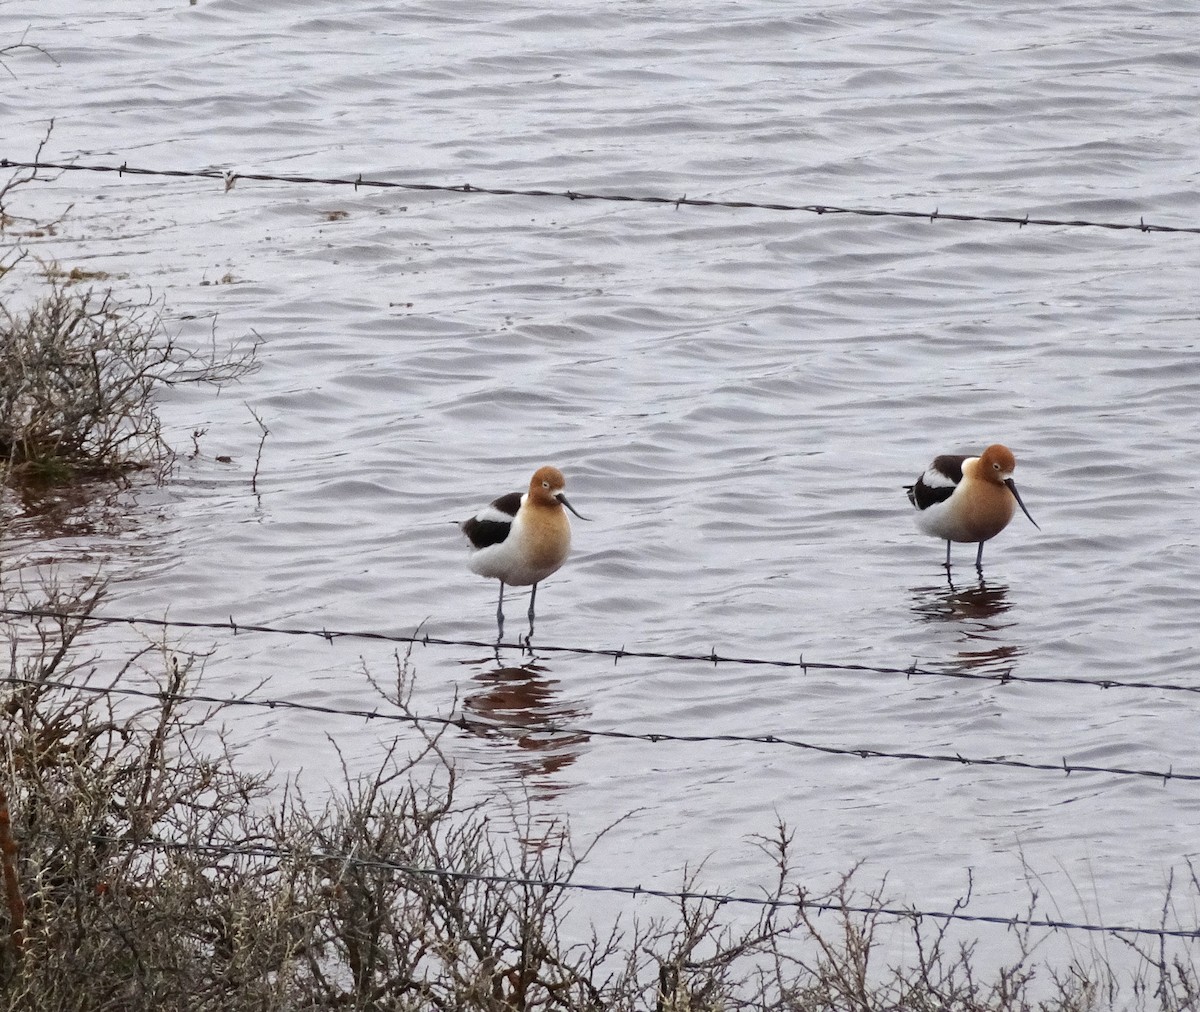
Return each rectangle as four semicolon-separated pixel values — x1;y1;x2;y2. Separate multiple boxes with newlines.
91;833;1200;941
1;605;1196;699
1;670;1194;785
4;158;1199;235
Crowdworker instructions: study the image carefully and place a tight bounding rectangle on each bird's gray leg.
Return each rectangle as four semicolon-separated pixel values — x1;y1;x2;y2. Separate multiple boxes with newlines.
944;541;952;568
975;542;985;570
495;582;506;639
524;583;538;649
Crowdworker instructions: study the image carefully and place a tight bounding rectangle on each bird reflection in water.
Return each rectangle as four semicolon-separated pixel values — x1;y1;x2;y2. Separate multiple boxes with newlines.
459;661;589;800
909;576;1022;673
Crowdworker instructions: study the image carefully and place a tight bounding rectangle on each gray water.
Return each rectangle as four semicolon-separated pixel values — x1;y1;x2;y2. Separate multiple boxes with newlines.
3;0;1200;961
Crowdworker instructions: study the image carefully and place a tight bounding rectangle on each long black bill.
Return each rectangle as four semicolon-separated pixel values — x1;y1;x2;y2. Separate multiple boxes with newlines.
1004;479;1039;530
556;493;591;521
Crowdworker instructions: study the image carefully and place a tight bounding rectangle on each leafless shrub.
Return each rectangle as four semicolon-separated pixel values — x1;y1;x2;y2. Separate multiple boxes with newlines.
0;277;257;485
0;576;283;1009
269;654;623;1010
2;582;1200;1011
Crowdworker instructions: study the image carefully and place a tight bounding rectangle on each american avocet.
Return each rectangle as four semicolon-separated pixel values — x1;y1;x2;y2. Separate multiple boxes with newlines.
905;444;1039;569
461;466;588;634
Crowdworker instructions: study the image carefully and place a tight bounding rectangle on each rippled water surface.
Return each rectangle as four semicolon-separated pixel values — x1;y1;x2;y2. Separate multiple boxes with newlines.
4;0;1200;958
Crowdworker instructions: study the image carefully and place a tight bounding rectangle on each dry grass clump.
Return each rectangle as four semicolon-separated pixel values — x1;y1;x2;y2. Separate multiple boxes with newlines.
1;580;1198;1011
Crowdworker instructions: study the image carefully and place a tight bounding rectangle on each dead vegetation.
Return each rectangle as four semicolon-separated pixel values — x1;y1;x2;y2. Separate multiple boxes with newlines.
2;579;1200;1011
0;278;256;485
1;148;257;490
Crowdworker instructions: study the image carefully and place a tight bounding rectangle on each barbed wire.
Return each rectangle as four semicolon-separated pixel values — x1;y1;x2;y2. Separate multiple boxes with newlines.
91;833;1200;941
1;605;1196;700
3;157;1198;235
1;670;1195;785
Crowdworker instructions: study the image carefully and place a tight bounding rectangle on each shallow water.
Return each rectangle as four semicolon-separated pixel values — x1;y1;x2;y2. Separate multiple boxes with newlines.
3;0;1200;957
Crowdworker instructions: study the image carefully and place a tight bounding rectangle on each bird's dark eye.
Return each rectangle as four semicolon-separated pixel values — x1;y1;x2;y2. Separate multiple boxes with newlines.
542;481;550;488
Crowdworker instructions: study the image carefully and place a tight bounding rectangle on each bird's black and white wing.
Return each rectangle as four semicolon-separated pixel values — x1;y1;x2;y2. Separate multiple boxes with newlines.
905;455;967;511
461;491;523;549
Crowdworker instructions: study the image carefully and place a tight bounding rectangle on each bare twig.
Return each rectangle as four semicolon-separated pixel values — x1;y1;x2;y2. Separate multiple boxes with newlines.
246;404;269;494
0;121;70;235
0;26;58;81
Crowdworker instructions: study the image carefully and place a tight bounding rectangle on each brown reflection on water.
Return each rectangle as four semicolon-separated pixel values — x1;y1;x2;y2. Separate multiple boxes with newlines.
910;578;1023;673
3;478;139;543
459;661;590;799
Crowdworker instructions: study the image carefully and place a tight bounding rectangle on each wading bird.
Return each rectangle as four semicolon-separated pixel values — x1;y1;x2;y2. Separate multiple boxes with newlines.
906;444;1038;569
461;466;588;636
